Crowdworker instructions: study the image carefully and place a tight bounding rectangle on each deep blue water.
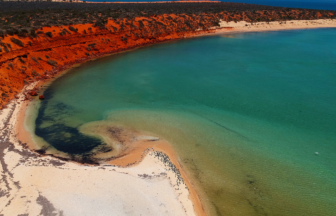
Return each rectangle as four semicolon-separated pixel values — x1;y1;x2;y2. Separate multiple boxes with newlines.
30;28;336;215
229;0;336;10
87;0;336;10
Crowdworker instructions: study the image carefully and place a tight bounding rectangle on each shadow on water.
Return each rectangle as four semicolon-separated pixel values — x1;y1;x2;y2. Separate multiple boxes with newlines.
34;89;103;163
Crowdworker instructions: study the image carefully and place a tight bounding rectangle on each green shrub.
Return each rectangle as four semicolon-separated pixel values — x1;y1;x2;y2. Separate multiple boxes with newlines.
18;57;25;64
31;70;39;77
8;62;14;69
45;32;53;38
30;29;37;38
68;26;78;32
47;60;57;67
10;37;24;47
31;57;39;63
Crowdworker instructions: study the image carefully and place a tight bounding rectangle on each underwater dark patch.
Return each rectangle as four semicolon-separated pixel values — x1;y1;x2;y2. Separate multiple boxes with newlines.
35;123;102;154
35;89;102;155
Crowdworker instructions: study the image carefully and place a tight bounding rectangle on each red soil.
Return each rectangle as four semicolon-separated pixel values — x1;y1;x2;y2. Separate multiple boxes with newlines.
0;10;334;108
0;14;219;108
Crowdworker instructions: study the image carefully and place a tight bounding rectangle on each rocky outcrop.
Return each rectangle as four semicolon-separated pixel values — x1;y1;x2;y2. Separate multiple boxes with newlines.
29;91;38;96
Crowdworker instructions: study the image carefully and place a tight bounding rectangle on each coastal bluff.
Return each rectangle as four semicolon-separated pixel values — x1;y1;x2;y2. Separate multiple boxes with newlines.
1;2;336;109
1;2;336;216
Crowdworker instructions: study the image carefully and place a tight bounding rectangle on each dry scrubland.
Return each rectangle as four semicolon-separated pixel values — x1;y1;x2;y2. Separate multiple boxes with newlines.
0;2;335;109
1;2;334;34
0;2;335;216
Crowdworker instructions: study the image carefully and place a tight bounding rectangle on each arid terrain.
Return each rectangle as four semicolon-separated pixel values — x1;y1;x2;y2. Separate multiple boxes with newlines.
0;2;335;109
0;2;336;216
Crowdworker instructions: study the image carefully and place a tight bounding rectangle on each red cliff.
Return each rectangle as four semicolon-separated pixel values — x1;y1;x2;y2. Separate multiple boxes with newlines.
0;9;335;108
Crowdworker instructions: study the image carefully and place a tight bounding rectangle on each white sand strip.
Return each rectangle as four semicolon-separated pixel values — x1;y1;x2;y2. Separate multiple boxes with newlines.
217;19;336;32
0;89;196;216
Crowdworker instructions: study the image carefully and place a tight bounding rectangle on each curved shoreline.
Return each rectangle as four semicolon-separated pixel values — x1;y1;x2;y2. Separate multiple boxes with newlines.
6;26;216;214
16;94;208;215
2;85;207;215
1;20;336;215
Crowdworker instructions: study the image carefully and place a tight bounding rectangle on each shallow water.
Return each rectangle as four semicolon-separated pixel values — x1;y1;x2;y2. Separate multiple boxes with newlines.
31;29;336;215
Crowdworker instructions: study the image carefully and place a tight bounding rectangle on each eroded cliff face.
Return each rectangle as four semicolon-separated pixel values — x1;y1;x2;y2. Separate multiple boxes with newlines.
0;10;335;108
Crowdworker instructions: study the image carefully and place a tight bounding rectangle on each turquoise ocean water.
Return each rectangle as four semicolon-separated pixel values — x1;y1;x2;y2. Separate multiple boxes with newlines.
30;29;336;215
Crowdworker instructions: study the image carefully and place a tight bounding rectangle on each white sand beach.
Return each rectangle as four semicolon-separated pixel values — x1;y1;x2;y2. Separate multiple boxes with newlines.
217;19;336;33
0;83;203;216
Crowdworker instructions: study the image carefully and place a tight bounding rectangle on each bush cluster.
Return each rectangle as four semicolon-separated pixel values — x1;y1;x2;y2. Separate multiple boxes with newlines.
0;2;334;39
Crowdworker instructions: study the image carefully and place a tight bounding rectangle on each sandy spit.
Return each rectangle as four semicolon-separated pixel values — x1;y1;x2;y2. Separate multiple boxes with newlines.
0;84;205;216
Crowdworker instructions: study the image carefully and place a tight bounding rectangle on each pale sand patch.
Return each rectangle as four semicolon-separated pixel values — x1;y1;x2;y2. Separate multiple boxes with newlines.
3;152;188;216
216;19;336;33
0;85;204;216
106;138;206;216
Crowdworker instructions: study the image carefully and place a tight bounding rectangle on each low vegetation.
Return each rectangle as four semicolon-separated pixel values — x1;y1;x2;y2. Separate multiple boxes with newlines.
0;2;335;38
